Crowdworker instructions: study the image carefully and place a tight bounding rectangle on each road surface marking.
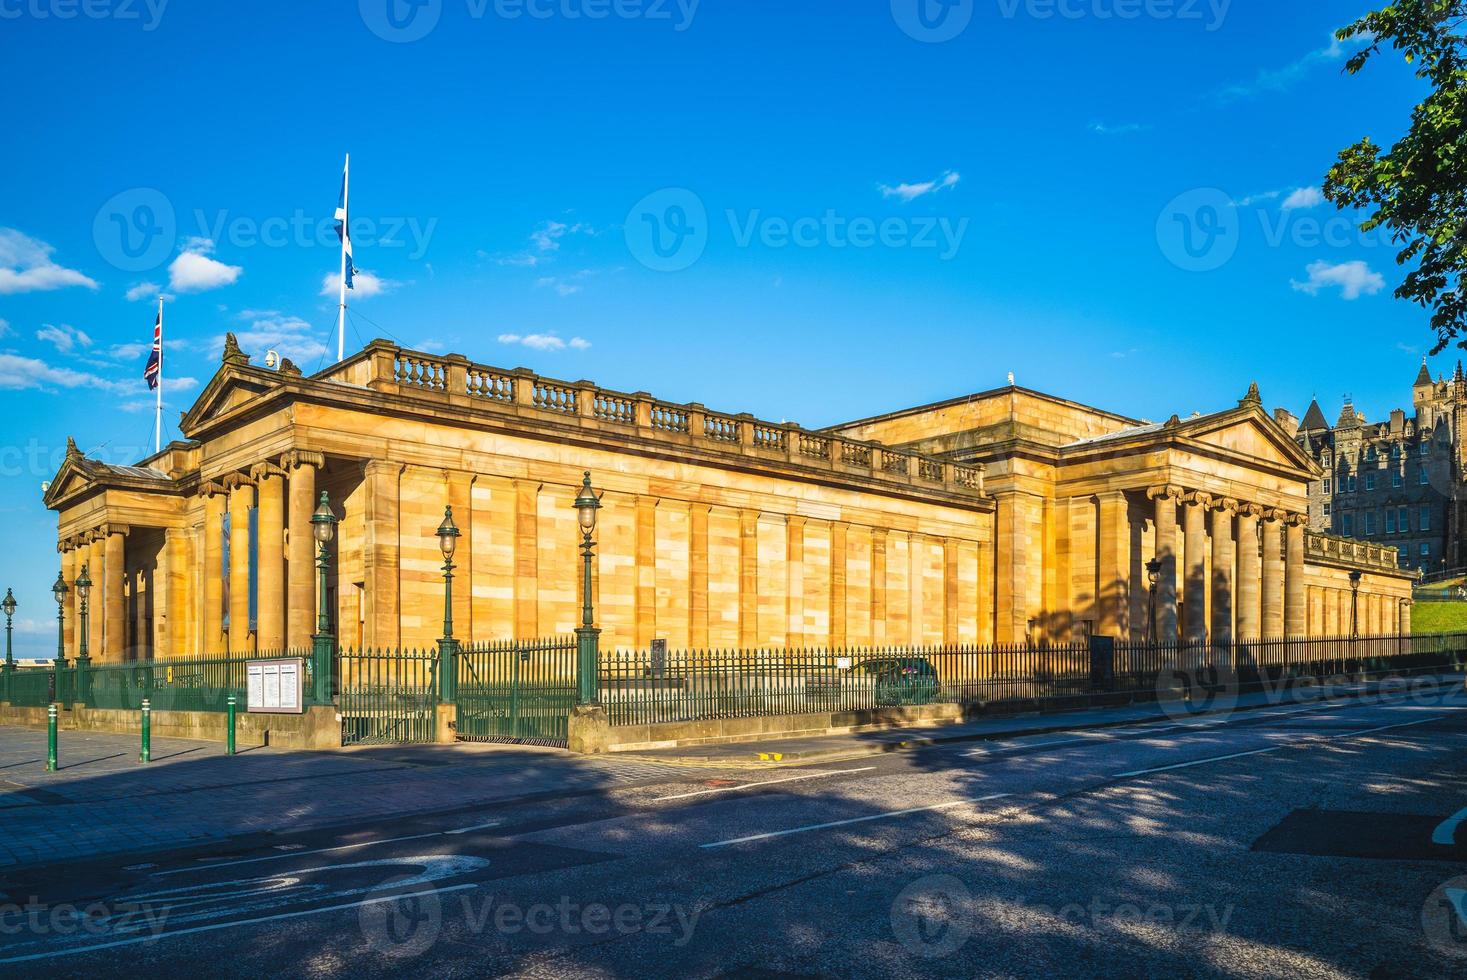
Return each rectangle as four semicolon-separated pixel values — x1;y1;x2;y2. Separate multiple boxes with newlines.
1433;804;1467;846
153;819;502;876
700;793;1010;848
444;821;504;835
653;768;876;801
1335;717;1445;739
0;883;480;963
1113;746;1283;778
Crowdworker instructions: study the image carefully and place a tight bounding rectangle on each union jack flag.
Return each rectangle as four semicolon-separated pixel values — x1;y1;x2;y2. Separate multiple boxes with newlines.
144;311;161;390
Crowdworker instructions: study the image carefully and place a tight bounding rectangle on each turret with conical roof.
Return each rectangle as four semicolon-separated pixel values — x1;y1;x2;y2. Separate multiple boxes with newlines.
1299;398;1328;433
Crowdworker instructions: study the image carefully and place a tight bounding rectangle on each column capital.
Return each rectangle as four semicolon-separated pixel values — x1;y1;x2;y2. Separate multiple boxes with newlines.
199;479;229;499
220;472;255;492
1212;497;1240;515
1182;490;1213;508
1264;508;1289;524
786;514;808;530
1146;484;1183;503
280;449;325;472
250;461;288;482
1284;512;1310;528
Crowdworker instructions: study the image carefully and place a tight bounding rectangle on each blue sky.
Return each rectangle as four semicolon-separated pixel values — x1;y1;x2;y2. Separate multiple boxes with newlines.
0;0;1439;653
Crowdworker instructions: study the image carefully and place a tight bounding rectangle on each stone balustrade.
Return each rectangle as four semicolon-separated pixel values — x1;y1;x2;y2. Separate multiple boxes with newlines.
357;341;987;501
1306;530;1401;572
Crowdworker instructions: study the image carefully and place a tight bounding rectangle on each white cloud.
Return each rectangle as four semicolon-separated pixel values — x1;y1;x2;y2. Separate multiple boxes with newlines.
879;170;961;202
0;353;135;395
0;228;98;294
497;333;590;352
168;239;242;293
319;270;394;299
1281;187;1325;211
1220;35;1350;102
0;318;10;339
220;314;328;364
535;269;595;297
125;281;162;302
35;324;92;354
1290;260;1385;300
1089;121;1148;136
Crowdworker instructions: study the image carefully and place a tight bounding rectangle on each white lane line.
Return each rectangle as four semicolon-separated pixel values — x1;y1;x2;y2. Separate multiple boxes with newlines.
0;884;480;964
700;793;1010;848
653;768;876;802
1114;746;1283;778
444;821;503;835
155;820;502;876
1434;805;1467;846
1114;714;1449;779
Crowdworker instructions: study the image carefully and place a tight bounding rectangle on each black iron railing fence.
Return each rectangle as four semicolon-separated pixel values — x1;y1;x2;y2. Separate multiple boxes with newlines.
597;632;1467;727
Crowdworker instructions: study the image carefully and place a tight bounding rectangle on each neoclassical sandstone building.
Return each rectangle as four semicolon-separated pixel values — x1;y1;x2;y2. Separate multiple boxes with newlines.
45;339;1413;664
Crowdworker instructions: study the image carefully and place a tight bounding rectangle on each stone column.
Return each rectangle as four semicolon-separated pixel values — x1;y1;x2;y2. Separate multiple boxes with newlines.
943;536;959;645
253;465;286;652
87;534;104;660
363;460;404;650
1210;499;1237;651
103;526;126;662
871;528;888;645
690;505;709;649
1261;511;1284;637
164;527;190;657
786;516;805;649
634;495;657;649
228;479;255;654
1097;490;1130;639
202;487;226;653
62;542;78;659
513;480;539;639
738;509;758;647
830;522;849;648
1148;486;1180;643
284;455;319;651
1285;516;1307;638
1182;492;1211;644
1236;504;1261;639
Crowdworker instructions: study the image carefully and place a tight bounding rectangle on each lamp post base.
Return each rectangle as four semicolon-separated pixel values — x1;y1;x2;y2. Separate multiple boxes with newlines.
567;704;610;754
311;634;334;705
575;626;600;706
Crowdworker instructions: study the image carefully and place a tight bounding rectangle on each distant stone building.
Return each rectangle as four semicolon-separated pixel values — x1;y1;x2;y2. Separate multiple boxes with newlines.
1294;363;1464;574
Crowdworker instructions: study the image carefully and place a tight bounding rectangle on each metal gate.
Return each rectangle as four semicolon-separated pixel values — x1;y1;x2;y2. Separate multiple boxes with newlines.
338;648;439;745
456;637;577;746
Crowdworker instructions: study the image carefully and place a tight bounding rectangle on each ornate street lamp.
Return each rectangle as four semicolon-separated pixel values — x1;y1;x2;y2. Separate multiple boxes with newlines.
51;573;67;670
1348;569;1363;640
572;472;602;705
310;491;337;704
435;506;460;701
75;566;92;670
2;588;15;702
1145;558;1161;645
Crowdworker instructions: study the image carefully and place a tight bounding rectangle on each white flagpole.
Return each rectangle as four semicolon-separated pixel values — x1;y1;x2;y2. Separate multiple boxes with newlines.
337;152;349;362
155;295;164;454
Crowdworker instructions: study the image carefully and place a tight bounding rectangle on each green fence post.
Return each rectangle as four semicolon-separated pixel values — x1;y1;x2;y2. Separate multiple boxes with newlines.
46;703;57;772
226;695;236;755
139;698;151;764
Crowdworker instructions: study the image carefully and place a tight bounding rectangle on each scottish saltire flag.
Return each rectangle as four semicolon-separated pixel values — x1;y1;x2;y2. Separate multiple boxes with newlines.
334;164;355;289
143;311;161;390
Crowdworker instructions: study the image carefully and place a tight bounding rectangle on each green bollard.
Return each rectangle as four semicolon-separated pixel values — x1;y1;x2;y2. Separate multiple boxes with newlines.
46;703;57;772
226;695;236;756
139;698;151;764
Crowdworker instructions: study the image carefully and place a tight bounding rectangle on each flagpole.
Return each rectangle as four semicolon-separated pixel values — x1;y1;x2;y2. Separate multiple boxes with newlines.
155;295;164;454
337;152;349;362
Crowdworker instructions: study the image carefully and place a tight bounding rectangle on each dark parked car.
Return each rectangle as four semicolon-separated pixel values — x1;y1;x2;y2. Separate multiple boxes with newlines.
853;657;940;706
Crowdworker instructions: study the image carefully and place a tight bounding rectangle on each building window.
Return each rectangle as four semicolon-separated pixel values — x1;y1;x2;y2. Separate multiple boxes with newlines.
1323;478;1332;494
1324;502;1332;518
1364;472;1376;491
1365;512;1378;535
1342;514;1354;536
1347;475;1357;492
1421;506;1431;531
1399;506;1411;532
1392;470;1403;488
1420;441;1431;457
1366;445;1377;461
1386;509;1396;534
1422;543;1432;557
1420;466;1430;485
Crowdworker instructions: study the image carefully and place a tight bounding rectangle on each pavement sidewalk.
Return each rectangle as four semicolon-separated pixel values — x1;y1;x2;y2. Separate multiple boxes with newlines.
613;671;1467;765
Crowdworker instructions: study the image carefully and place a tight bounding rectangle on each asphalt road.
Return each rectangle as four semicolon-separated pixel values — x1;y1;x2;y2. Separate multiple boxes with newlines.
5;688;1467;978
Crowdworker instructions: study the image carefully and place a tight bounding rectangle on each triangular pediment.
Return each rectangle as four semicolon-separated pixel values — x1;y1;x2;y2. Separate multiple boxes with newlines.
42;456;96;508
179;366;280;435
1181;408;1317;473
